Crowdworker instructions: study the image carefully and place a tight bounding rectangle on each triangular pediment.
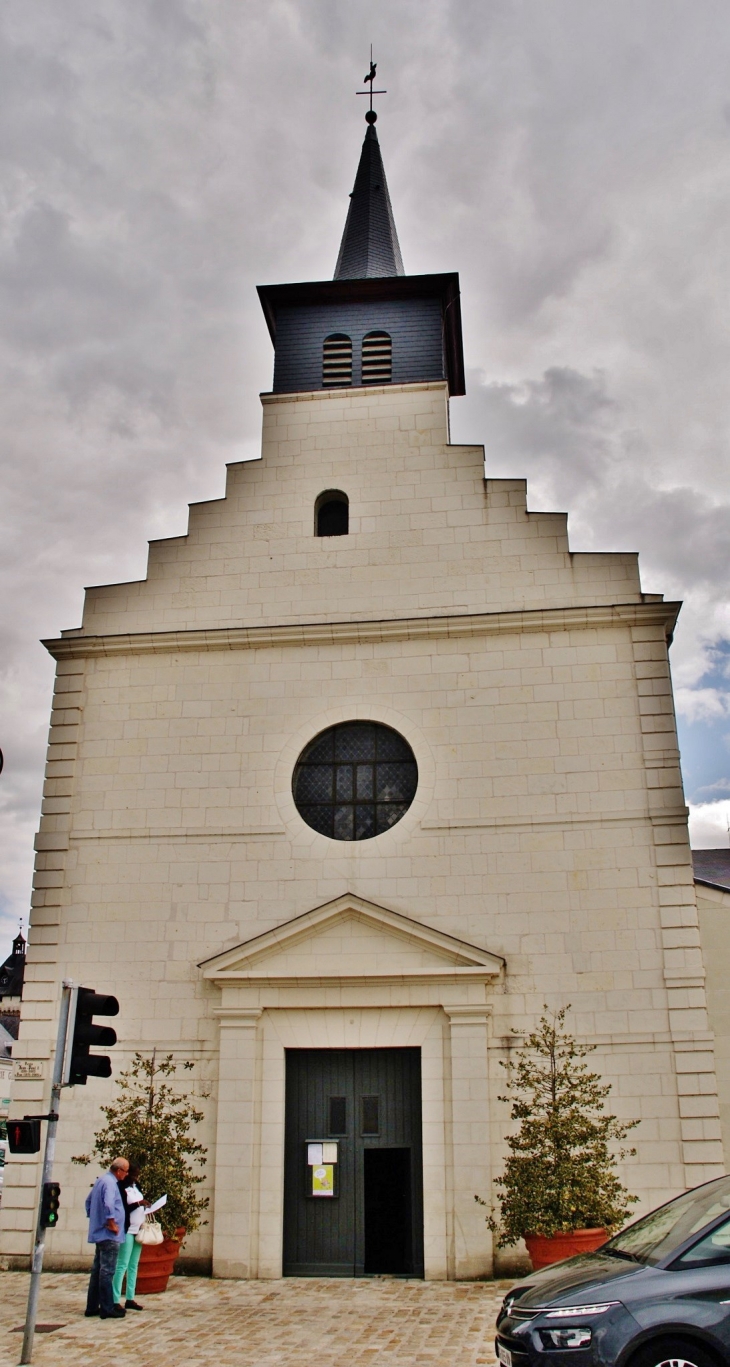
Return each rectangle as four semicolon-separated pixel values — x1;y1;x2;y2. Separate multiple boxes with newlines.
200;894;503;984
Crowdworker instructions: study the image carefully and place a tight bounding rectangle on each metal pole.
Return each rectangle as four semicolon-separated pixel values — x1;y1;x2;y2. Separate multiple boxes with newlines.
20;981;73;1366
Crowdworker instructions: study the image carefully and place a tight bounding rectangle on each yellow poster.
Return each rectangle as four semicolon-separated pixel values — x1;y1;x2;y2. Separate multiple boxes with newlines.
312;1164;335;1196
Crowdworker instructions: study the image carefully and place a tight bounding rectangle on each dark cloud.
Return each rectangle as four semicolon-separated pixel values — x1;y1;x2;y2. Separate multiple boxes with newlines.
461;366;616;490
2;0;730;954
457;365;730;596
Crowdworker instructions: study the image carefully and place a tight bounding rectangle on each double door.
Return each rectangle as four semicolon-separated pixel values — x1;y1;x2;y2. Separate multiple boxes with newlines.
283;1047;424;1277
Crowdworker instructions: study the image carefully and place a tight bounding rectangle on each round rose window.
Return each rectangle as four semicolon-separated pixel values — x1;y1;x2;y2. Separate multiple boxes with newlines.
292;722;418;841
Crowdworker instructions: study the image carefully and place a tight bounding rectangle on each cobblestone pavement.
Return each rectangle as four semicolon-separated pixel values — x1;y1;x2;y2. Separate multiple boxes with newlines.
0;1273;510;1367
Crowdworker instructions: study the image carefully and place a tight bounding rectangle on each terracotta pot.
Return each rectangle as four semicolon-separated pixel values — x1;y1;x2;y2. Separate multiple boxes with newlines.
525;1228;607;1270
136;1227;186;1295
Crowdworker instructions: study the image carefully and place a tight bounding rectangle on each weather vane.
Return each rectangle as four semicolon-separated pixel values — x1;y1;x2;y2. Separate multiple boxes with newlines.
357;45;386;124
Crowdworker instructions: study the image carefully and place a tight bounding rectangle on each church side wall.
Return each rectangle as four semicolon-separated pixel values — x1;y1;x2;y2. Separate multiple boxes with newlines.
630;624;723;1187
0;659;84;1262
696;883;730;1171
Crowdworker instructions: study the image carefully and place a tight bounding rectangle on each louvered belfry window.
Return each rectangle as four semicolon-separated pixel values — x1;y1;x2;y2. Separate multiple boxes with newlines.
361;331;392;385
322;333;353;388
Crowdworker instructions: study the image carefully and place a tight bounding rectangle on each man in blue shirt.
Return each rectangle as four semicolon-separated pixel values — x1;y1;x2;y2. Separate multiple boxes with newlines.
85;1157;129;1319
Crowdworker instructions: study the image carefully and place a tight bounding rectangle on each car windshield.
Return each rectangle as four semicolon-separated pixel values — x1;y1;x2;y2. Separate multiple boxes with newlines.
605;1176;730;1266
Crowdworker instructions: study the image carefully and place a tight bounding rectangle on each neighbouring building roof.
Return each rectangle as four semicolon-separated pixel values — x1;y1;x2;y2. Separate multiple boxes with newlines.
693;848;730;892
334;120;404;280
0;1013;19;1041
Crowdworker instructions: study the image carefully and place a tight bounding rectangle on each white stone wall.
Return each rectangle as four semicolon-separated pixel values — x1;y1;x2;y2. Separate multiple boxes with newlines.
696;883;730;1169
0;381;722;1276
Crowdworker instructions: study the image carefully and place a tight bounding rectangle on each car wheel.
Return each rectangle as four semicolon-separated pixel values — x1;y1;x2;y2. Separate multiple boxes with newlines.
629;1339;719;1367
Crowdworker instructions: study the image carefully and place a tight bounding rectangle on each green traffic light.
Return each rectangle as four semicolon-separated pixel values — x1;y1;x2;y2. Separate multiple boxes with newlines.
40;1181;61;1229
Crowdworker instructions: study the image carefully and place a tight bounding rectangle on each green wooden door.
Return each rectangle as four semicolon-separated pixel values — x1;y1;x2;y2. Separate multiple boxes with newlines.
283;1048;424;1277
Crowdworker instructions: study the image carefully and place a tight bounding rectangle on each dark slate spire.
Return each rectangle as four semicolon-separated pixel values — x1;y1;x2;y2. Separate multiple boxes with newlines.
334;118;404;280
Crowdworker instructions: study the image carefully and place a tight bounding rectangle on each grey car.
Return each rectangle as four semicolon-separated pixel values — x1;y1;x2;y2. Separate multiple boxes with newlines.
495;1174;730;1367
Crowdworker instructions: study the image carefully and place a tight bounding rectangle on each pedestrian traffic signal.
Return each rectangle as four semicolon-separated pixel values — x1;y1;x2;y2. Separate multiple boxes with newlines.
40;1181;61;1229
6;1119;41;1154
64;987;119;1086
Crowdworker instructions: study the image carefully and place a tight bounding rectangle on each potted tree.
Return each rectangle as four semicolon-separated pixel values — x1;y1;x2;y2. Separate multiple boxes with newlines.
74;1051;209;1293
477;1007;638;1269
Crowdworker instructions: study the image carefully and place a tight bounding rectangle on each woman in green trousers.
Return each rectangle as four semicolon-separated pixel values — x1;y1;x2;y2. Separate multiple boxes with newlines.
113;1165;147;1311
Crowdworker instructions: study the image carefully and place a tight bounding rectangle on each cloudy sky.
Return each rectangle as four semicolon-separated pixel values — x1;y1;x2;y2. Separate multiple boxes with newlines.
2;0;730;962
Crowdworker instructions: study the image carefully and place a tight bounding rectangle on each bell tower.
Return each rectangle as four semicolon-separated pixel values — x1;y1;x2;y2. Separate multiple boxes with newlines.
257;104;464;398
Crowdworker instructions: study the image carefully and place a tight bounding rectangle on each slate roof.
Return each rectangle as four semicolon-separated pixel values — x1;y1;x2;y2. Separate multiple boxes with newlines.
692;848;730;891
334;122;404;280
0;1012;19;1042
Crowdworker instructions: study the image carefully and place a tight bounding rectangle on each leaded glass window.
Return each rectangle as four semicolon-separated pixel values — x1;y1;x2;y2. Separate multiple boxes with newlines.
292;722;418;840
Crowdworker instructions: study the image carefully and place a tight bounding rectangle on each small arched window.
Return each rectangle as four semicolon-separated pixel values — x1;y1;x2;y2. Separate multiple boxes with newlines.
362;331;392;385
316;490;349;537
322;334;352;388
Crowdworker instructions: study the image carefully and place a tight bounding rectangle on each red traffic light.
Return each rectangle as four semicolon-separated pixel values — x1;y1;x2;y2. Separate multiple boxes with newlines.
7;1119;41;1154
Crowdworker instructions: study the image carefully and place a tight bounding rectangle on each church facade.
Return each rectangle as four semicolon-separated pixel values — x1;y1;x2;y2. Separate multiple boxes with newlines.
0;113;724;1280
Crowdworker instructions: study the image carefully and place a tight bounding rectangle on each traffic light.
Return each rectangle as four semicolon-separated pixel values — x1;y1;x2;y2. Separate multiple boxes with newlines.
6;1119;41;1154
65;987;119;1086
40;1182;61;1229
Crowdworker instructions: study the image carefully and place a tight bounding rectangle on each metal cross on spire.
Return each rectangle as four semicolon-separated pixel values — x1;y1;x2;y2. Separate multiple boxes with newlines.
357;46;386;123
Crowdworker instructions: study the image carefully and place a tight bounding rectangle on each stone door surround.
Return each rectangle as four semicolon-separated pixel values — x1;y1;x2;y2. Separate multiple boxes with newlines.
201;895;504;1279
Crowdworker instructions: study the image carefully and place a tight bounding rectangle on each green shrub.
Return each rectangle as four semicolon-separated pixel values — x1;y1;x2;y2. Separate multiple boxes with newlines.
478;1007;638;1245
73;1051;209;1240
